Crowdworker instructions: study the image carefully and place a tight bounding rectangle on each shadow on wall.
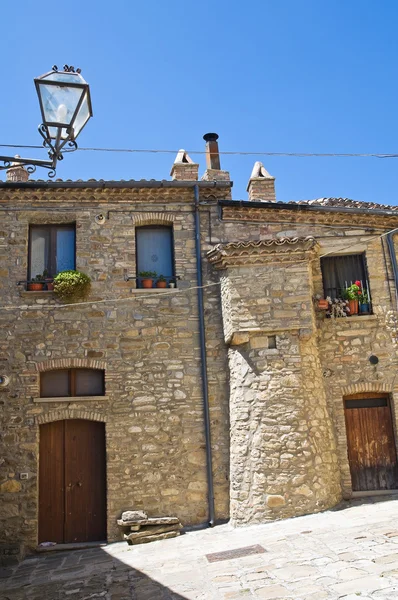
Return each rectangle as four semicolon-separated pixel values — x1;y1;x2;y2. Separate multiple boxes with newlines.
0;544;189;600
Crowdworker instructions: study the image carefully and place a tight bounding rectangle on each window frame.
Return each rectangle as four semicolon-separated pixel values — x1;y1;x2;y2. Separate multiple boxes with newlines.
40;368;105;398
28;223;76;280
320;252;370;300
135;224;176;286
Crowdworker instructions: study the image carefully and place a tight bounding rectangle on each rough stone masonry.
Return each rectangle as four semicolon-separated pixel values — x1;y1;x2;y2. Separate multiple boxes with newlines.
1;137;398;562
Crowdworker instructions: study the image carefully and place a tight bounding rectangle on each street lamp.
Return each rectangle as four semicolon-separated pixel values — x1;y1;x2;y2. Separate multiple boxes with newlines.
0;65;92;178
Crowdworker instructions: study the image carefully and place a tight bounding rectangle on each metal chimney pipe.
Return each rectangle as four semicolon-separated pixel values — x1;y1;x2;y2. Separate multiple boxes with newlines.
203;133;221;170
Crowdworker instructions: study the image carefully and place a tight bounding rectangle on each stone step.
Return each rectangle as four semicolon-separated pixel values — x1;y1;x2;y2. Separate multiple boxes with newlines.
124;523;182;541
125;530;180;546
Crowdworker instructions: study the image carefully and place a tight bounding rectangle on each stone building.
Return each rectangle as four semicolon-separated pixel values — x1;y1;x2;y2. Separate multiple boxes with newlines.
1;134;398;562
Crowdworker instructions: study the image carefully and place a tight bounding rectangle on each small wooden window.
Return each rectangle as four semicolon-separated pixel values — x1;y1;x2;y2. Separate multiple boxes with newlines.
136;226;175;287
40;369;105;398
29;224;76;280
321;253;369;299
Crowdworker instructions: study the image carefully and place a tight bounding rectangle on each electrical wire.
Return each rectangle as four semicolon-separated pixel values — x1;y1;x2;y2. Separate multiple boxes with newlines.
1;143;398;158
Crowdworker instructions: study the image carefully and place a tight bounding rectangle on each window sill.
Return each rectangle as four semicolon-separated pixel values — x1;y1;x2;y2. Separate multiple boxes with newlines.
130;288;180;293
20;291;55;298
33;396;109;403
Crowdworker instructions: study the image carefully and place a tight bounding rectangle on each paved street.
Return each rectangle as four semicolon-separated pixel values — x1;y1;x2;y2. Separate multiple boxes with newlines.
2;496;398;599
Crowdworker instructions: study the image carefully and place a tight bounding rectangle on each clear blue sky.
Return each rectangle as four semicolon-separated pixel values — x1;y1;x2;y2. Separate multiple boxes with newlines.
1;1;398;204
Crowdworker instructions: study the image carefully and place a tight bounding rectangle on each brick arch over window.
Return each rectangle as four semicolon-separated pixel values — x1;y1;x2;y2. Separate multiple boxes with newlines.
36;358;107;372
342;382;393;397
131;212;175;227
36;409;107;425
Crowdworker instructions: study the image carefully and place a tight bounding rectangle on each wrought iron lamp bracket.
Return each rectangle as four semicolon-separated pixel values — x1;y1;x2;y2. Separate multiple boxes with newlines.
0;125;79;178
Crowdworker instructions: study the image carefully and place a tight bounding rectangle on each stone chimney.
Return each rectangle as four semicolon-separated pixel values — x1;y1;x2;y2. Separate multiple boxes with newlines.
170;149;199;181
6;156;30;183
201;133;230;181
247;161;275;202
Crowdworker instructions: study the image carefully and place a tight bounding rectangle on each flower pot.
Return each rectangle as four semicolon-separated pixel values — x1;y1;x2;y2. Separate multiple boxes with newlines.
318;299;329;310
360;303;370;314
156;281;167;288
141;278;153;289
348;299;359;315
169;282;175;289
27;283;44;291
46;282;54;291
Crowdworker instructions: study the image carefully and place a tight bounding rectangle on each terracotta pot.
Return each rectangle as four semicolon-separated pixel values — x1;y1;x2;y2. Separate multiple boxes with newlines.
318;299;329;310
47;282;54;291
349;299;359;315
27;283;44;291
141;279;153;289
156;281;167;288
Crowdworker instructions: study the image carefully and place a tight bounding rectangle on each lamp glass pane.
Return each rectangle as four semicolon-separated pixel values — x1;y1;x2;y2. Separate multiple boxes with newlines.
38;82;84;127
73;92;91;137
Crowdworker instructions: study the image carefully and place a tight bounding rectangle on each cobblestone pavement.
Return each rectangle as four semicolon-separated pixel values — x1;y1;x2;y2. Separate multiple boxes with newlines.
2;497;398;599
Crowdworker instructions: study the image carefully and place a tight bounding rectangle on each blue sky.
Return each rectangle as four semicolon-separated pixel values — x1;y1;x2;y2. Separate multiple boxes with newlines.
1;0;398;204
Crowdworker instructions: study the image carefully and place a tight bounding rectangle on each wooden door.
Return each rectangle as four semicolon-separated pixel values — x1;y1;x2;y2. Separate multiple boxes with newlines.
39;419;106;544
344;393;398;491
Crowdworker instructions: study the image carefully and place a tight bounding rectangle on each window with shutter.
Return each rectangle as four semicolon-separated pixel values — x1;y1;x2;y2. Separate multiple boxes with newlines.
40;369;105;398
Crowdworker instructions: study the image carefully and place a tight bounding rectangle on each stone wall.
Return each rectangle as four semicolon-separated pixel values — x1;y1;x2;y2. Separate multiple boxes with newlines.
0;184;231;558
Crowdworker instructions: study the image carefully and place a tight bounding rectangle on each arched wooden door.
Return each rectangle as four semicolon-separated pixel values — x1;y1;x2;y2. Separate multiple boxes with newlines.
39;419;106;544
344;393;398;491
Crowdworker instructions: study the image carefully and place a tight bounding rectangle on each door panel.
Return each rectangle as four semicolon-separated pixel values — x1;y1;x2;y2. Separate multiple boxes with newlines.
64;420;106;543
38;421;65;543
344;394;398;491
39;419;106;544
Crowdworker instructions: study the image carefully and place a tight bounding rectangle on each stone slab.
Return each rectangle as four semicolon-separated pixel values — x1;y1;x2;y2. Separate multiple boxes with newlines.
120;510;147;522
124;523;182;540
126;530;180;545
117;516;180;527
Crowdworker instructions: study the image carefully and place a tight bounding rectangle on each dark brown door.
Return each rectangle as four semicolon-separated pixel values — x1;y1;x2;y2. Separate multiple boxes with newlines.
39;419;106;544
344;393;398;491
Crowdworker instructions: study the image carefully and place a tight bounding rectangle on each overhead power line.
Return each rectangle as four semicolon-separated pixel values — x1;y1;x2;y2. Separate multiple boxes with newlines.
0;143;398;158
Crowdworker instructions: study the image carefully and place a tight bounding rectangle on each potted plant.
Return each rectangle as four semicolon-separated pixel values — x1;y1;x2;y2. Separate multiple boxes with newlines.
43;269;54;291
344;281;361;315
318;298;329;310
53;270;91;303
359;290;370;314
156;274;167;289
27;275;45;291
326;297;350;318
138;271;157;289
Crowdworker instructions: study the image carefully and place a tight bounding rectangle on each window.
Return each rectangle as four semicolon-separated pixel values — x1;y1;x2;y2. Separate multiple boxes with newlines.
321;254;369;299
29;225;75;279
136;226;175;287
40;369;105;398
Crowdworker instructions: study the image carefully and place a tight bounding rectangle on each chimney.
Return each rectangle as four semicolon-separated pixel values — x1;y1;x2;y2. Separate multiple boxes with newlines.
6;156;30;183
201;133;230;181
247;161;275;202
170;149;199;181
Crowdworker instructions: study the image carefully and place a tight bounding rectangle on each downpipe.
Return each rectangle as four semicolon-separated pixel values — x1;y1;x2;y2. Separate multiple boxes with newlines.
194;183;215;527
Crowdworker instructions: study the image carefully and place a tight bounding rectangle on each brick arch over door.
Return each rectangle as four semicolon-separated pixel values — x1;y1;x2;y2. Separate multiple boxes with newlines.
36;409;107;425
342;382;393;397
131;212;175;227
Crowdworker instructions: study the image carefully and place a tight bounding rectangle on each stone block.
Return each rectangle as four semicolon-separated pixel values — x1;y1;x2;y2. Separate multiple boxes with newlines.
266;495;285;508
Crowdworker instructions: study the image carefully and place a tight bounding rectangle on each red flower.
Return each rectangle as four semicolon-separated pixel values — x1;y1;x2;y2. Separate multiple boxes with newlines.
355;280;362;287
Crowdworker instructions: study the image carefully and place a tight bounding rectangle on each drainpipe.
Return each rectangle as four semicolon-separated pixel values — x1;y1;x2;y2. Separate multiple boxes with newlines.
194;183;215;527
386;229;398;310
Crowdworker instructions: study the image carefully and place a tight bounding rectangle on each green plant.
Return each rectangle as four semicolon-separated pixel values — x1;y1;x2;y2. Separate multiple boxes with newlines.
33;274;45;282
43;269;49;278
138;271;157;278
360;290;369;304
157;274;166;282
53;270;91;303
344;281;361;300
